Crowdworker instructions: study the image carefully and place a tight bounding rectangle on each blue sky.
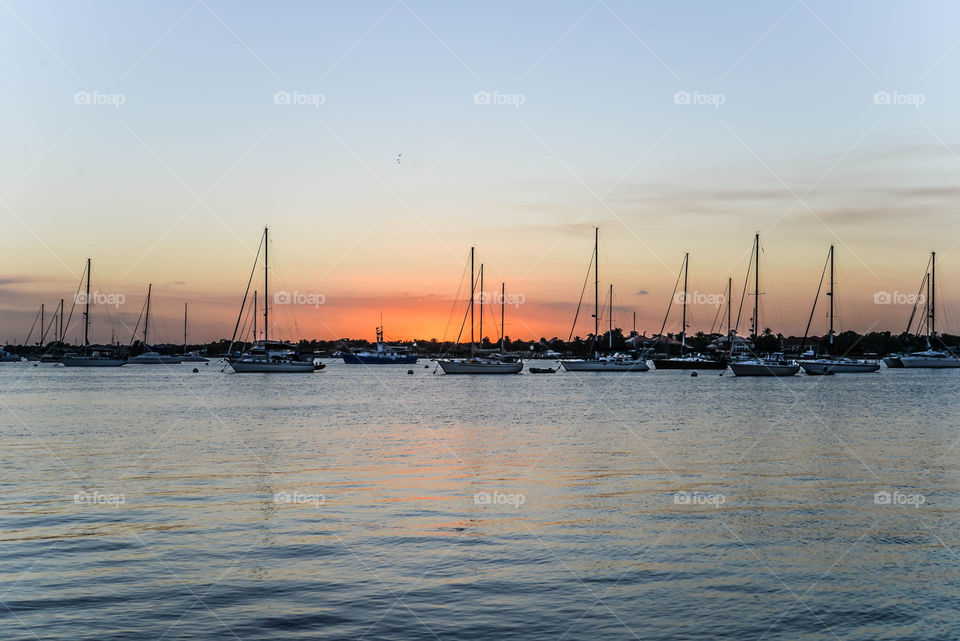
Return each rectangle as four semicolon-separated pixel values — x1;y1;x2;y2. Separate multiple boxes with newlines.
2;1;960;341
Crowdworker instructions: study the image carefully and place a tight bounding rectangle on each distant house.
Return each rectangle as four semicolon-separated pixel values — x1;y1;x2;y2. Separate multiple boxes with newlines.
707;334;752;356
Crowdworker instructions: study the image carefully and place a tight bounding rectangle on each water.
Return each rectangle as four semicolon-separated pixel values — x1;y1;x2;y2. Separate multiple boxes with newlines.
2;361;959;640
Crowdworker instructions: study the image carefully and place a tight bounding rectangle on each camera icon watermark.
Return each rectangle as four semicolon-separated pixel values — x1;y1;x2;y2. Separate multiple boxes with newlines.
274;290;325;307
273;490;325;507
674;291;725;308
873;291;922;305
674;90;725;108
673;491;725;508
73;489;125;507
74;90;126;109
75;291;125;308
873;490;925;508
274;90;325;108
475;290;525;308
473;490;525;508
473;90;525;108
873;90;925;109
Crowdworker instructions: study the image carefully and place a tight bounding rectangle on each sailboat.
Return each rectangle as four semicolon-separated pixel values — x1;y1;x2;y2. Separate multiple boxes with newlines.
437;248;523;374
728;234;799;377
652;253;726;370
61;259;126;367
798;245;879;374
227;227;319;373
561;228;648;372
900;251;960;368
127;284;183;364
179;303;208;362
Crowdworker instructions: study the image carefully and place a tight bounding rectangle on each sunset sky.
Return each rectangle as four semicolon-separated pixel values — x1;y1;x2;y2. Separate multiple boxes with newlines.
3;1;960;344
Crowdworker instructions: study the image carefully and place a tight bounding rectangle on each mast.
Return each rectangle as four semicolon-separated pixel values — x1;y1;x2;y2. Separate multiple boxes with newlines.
183;302;188;354
930;251;936;340
594;227;599;355
753;233;759;347
500;282;505;352
263;227;269;343
828;244;834;347
253;291;258;342
83;258;91;354
681;252;689;351
609;283;613;349
727;277;732;339
40;304;45;346
59;298;64;344
469;247;475;355
479;263;484;346
143;283;152;345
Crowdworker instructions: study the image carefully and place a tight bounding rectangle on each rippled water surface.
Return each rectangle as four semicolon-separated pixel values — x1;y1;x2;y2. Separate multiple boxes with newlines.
2;361;960;640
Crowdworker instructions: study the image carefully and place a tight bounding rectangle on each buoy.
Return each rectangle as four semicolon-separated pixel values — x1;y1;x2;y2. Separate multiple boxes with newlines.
407;369;413;374
192;368;199;373
691;371;698;377
424;364;429;368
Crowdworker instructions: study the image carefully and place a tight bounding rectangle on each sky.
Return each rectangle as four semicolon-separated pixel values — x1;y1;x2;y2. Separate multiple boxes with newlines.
2;0;960;344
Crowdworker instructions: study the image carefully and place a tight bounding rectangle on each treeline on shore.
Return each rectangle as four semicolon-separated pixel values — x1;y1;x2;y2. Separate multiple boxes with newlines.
8;328;956;359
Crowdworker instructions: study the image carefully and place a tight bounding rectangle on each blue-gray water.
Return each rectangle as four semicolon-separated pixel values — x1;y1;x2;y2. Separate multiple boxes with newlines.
2;361;959;640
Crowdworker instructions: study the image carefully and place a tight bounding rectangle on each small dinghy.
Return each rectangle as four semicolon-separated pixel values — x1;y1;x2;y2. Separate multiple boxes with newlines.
528;367;556;374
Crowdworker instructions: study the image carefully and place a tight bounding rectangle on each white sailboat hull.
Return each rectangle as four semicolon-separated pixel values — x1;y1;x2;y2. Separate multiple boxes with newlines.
900;355;960;368
127;353;182;364
799;360;880;374
438;360;523;374
561;359;649;372
729;361;799;376
228;359;317;373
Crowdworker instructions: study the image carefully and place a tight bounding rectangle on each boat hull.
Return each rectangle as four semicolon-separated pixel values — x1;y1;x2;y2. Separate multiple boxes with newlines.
61;357;125;367
438;360;523;374
883;356;904;368
729;362;799;376
342;353;417;364
900;356;960;368
561;359;649;372
652;358;726;370
126;355;183;364
228;360;317;373
799;361;880;375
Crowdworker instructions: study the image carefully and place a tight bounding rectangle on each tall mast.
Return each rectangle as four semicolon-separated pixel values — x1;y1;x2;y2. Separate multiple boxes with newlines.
727;277;732;339
753;233;760;346
143;283;152;345
183;303;188;354
469;247;475;354
681;252;689;351
609;283;613;349
83;258;91;354
594;227;599;354
253;291;258;342
263;227;269;343
930;251;936;339
40;304;45;346
479;263;484;346
828;244;834;347
500;282;505;352
59;298;64;344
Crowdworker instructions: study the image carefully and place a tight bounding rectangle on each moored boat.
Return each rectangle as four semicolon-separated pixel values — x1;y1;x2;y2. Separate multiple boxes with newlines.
729;358;800;377
62;258;125;368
